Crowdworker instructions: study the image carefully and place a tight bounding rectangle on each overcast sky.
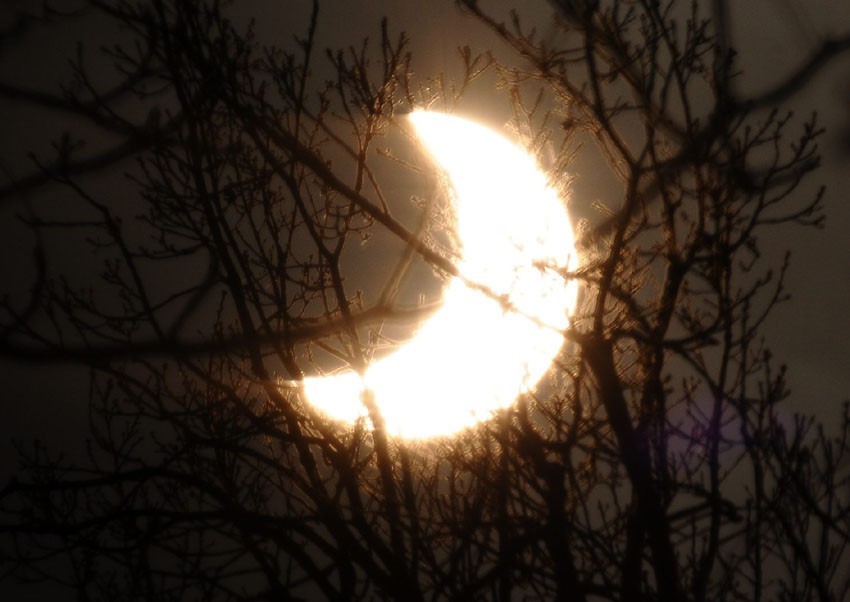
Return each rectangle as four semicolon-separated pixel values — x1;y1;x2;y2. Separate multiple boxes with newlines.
1;0;849;479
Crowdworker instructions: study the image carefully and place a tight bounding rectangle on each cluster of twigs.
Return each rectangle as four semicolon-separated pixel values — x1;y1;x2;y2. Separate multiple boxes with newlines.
1;1;849;600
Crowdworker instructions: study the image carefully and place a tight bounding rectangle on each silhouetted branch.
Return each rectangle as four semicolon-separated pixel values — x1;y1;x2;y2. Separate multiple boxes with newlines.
1;1;845;600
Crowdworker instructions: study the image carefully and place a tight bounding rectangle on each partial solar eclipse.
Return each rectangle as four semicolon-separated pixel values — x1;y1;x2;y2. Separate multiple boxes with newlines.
301;111;578;438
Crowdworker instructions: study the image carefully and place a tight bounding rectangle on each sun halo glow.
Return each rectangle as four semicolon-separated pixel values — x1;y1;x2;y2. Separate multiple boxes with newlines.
300;111;578;439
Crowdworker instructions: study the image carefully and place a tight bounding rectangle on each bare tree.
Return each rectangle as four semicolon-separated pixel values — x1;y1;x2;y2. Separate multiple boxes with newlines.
1;1;849;600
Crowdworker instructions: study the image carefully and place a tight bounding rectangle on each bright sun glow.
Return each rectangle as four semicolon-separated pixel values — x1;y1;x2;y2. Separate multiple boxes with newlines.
300;110;578;439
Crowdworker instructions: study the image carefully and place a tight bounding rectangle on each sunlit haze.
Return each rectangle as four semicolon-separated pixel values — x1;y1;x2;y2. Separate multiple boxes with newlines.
300;111;578;438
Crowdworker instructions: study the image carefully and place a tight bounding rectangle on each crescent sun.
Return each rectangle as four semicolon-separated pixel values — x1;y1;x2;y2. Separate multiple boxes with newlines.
300;110;578;439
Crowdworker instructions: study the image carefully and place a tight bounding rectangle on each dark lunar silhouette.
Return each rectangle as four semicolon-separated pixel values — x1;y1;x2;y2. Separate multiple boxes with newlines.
1;1;849;600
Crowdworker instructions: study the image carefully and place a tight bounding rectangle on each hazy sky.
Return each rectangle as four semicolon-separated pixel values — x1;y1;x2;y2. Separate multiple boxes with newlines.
1;0;849;478
727;1;850;414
